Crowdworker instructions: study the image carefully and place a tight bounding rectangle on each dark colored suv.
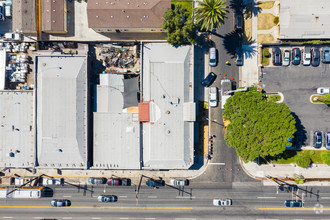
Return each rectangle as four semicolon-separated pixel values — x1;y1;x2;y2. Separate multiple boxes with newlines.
201;72;217;87
312;48;320;67
235;13;243;31
146;179;165;187
284;200;302;208
272;47;281;66
314;131;322;148
292;48;301;65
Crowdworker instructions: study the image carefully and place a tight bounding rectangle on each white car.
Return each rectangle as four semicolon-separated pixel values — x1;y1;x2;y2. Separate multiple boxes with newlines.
4;33;23;41
209;47;217;67
317;87;330;94
303;46;311;66
283;49;290;66
209;87;218;107
169;179;189;186
213;199;232;206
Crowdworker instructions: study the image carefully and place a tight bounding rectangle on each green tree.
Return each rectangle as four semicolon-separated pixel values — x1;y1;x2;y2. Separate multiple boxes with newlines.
193;0;228;32
223;87;297;162
163;4;196;45
324;93;330;105
321;151;330;165
296;152;311;168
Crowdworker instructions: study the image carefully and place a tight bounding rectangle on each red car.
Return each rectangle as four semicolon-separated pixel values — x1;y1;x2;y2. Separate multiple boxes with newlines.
107;178;131;186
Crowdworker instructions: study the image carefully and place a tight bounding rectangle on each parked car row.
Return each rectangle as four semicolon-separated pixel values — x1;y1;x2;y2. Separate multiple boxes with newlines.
314;131;330;149
146;178;189;187
88;177;131;186
51;195;119;207
271;46;330;67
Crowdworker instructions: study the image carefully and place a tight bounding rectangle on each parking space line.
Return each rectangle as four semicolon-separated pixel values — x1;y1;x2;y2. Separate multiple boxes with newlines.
209;163;225;165
310;131;313;147
148;196;157;198
257;197;276;199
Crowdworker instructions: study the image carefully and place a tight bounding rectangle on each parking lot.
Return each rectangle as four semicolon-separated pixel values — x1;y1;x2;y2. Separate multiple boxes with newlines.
262;51;330;148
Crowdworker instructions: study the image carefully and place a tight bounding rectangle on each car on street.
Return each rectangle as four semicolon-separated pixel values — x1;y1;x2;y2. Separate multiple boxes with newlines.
169;179;189;186
322;47;330;63
235;13;243;31
213;199;232;206
302;46;311;66
201;72;217;87
284;200;302;208
283;49;290;66
209;87;218;108
209;47;217;67
292;48;301;65
325;132;330;150
4;33;23;41
50;199;71;207
98;195;118;202
0;2;4;21
279;184;298;192
235;48;243;66
272;47;281;66
317;87;330;94
88;177;107;184
312;48;320;67
146;179;165;187
107;178;121;186
314;131;322;148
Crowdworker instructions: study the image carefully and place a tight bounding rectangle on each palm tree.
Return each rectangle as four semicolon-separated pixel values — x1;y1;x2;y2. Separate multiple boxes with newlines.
193;0;228;32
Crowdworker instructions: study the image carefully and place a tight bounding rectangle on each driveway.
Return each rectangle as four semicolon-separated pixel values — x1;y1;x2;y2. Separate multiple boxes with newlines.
262;63;330;147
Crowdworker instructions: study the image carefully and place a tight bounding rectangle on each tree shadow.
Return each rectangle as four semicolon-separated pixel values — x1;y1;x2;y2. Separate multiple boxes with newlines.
222;31;242;57
229;0;244;13
242;42;257;59
242;1;262;20
291;112;307;149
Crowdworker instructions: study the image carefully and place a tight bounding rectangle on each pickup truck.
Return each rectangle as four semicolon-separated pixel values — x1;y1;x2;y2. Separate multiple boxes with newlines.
4;33;23;41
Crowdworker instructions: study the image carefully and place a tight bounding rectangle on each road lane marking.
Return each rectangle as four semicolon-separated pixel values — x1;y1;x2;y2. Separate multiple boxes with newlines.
208;163;225;165
145;218;155;220
34;218;43;219
62;218;72;220
322;197;330;199
0;206;193;210
2;217;13;219
175;196;196;199
119;196;127;198
148;196;157;198
92;218;102;220
259;208;330;210
63;196;72;198
257;197;276;199
120;218;129;220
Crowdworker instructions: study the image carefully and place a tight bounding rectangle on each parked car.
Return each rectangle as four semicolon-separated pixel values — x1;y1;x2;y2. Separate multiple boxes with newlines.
314;131;322;148
0;3;5;21
272;47;281;66
322;47;330;63
284;200;302;208
325;132;330;150
213;199;232;206
292;48;301;65
97;195;118;202
51;199;71;207
209;47;217;67
283;49;290;66
317;87;330;94
88;177;107;184
107;178;121;186
169;179;189;186
235;13;243;31
279;184;298;192
312;48;320;67
209;87;218;108
201;72;217;87
4;33;23;41
302;46;311;66
5;5;11;18
146;179;165;187
235;49;243;66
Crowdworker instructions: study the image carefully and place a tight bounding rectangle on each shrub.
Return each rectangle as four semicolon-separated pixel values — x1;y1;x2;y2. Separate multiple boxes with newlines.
294;174;305;184
273;16;279;25
321;151;330;165
325;93;330;106
295;153;311;168
263;48;270;57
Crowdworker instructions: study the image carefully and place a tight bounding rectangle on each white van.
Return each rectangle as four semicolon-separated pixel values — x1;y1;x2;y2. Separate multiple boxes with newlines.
209;47;217;67
5;5;11;18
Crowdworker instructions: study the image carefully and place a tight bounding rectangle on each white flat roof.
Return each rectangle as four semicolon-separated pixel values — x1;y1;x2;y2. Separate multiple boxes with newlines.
280;0;330;39
0;49;6;90
36;55;88;169
0;91;34;168
141;43;194;169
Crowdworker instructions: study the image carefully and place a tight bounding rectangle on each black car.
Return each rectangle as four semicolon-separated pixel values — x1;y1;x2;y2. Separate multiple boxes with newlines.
312;48;320;67
235;13;243;31
279;184;298;192
314;131;322;148
146;179;165;187
201;72;217;87
272;47;281;66
235;49;243;66
292;48;301;65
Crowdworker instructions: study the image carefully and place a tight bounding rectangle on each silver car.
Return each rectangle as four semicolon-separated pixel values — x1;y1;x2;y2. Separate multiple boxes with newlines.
213;199;232;206
283;49;290;66
209;47;217;67
325;132;330;150
169;179;189;186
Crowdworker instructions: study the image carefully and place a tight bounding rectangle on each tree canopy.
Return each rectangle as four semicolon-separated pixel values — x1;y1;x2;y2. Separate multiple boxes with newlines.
163;4;196;45
223;88;297;162
193;0;228;32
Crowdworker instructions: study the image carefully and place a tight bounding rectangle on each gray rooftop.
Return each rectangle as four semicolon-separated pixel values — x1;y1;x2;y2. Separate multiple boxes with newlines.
279;0;330;39
0;91;34;168
36;54;88;169
12;0;36;33
141;43;195;169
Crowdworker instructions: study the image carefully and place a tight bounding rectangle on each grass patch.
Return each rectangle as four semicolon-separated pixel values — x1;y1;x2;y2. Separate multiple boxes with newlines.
258;34;275;43
262;48;270;66
311;94;325;103
267;94;281;102
258;1;274;9
266;150;324;164
172;0;193;15
258;13;276;30
242;3;252;45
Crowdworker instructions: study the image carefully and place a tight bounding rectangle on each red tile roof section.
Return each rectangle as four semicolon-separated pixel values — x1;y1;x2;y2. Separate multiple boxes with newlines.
138;103;150;122
87;0;171;29
41;0;65;32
